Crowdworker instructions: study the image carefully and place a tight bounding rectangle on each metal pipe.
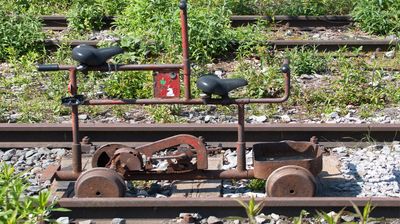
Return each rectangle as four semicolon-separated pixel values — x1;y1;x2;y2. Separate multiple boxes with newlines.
179;0;191;100
55;169;255;181
83;59;290;106
56;64;183;71
236;104;246;172
69;68;82;174
55;170;81;180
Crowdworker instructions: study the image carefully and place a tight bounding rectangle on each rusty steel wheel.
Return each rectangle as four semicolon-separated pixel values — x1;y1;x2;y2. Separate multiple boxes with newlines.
265;165;316;197
92;143;129;168
74;168;126;197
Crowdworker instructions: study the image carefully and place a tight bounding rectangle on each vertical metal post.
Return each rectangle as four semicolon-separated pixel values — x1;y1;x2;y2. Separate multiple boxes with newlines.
69;68;82;174
179;0;191;100
237;104;246;171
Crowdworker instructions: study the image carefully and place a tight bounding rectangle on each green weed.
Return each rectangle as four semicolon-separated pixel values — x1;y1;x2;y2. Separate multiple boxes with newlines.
350;200;375;224
0;9;45;61
233;60;284;98
146;105;182;123
67;0;105;33
0;0;71;15
246;179;265;192
223;0;353;16
114;0;233;63
0;163;68;223
316;208;345;224
352;0;400;36
103;71;152;99
293;210;309;224
232;196;264;224
286;47;328;76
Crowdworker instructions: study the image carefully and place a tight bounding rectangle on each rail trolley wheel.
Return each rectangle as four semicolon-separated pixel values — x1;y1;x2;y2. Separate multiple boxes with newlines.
74;168;126;197
265;165;316;197
92;143;129;168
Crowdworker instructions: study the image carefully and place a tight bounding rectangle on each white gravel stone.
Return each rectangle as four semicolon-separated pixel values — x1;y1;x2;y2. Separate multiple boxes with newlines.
56;217;69;224
111;218;126;224
207;216;222;224
78;114;88;120
270;213;280;221
155;193;167;198
255;213;267;224
2;149;16;161
249;115;267;123
280;115;291;122
78;220;94;224
336;144;400;197
384;50;395;59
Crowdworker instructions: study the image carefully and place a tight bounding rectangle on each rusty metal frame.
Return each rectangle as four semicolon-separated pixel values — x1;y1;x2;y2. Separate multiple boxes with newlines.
38;0;295;183
134;134;208;170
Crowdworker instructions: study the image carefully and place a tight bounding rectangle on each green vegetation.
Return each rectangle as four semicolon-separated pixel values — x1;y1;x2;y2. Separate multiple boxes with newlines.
316;208;345;224
104;71;152;99
67;1;105;33
0;9;45;60
0;0;71;15
0;163;67;223
350;200;375;224
233;196;264;224
204;0;353;16
352;0;400;36
114;0;233;63
286;47;328;76
246;179;266;192
66;0;128;32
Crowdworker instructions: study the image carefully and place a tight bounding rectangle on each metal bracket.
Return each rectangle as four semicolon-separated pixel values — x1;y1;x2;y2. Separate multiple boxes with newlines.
61;95;85;106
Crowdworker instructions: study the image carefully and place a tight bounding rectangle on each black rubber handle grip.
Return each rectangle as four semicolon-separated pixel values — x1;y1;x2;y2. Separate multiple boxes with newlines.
37;64;59;71
281;59;290;74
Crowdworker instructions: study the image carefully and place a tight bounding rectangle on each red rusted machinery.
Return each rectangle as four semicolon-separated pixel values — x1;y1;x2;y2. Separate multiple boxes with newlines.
37;0;322;198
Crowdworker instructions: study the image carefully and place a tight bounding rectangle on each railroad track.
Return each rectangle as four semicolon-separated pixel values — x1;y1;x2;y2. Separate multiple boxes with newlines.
1;123;399;148
41;15;352;30
41;15;397;51
2;123;398;219
53;197;400;219
43;39;400;51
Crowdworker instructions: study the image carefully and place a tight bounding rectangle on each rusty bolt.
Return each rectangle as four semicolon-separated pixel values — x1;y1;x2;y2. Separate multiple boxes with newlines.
182;214;195;223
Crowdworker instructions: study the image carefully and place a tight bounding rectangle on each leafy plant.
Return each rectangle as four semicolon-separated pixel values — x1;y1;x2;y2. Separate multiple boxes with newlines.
0;9;45;60
233;21;272;59
293;210;309;224
94;0;127;16
350;200;375;224
146;105;182;123
286;47;328;76
0;0;72;15
104;71;153;99
67;0;105;32
114;0;233;63
233;60;284;98
352;0;400;36
0;163;68;223
223;0;353;16
233;196;264;224
246;179;266;192
316;208;345;224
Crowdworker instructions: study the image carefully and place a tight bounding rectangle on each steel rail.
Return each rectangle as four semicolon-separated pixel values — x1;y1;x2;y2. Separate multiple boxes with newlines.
0;123;399;148
43;39;399;51
53;197;400;219
41;15;352;30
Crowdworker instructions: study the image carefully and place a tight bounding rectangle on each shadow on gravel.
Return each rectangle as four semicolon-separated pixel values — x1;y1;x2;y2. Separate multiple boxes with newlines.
317;162;362;197
394;169;400;188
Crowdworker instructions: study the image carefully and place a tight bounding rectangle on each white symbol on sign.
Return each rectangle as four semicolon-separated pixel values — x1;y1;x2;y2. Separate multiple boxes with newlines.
167;87;175;97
